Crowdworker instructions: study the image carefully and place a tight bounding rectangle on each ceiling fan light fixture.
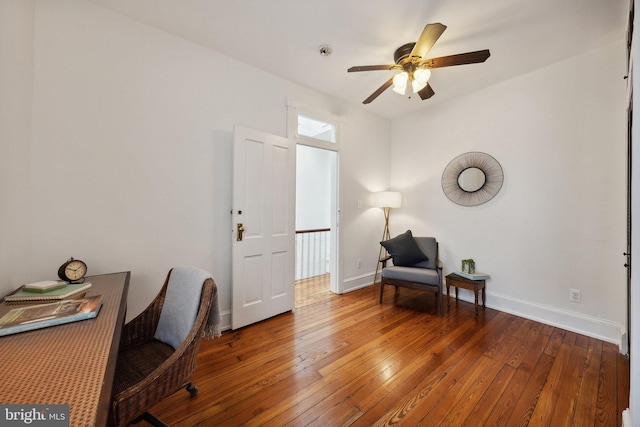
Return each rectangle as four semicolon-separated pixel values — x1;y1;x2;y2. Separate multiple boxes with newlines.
392;72;408;94
412;68;431;93
414;68;431;84
411;81;424;93
412;79;427;93
347;23;490;104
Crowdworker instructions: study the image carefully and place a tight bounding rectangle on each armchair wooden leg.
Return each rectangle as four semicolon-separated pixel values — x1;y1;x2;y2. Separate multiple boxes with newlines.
379;282;384;303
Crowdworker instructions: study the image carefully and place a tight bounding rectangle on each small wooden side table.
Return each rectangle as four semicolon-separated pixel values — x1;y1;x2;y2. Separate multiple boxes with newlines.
445;273;486;318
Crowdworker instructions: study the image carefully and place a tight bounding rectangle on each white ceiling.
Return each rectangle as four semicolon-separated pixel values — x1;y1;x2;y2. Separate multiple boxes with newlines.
87;0;628;120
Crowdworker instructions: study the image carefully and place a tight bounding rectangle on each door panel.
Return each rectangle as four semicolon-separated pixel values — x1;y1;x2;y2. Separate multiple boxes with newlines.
244;140;264;238
232;126;295;329
242;255;263;305
272;251;287;296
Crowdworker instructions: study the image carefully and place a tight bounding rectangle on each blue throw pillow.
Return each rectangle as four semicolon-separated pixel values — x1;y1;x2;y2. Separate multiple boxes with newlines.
380;230;429;267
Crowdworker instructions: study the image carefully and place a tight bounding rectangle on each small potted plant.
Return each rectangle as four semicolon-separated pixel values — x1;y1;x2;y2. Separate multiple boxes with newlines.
461;259;476;274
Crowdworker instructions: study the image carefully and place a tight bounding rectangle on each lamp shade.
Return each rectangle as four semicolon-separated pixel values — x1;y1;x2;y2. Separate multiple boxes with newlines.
373;191;402;208
392;72;408;95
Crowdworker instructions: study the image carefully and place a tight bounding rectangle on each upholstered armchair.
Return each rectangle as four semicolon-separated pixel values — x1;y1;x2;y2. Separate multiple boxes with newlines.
379;230;444;316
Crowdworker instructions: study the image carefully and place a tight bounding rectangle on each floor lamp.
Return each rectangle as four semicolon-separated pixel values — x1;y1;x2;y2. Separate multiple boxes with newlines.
372;191;402;286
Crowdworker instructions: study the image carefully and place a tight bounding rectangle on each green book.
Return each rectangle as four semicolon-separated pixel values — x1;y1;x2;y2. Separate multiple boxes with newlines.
4;282;92;302
22;280;68;293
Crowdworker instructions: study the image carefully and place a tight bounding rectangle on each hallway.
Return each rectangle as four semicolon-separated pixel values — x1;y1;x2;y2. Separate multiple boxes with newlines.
295;274;331;308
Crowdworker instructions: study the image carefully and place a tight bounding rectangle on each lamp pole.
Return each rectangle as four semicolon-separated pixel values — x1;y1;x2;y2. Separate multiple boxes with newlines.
374;206;392;286
372;191;401;287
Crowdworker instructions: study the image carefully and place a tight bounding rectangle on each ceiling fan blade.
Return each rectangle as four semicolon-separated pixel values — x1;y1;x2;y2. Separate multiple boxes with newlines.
410;23;447;59
363;78;394;104
422;49;491;68
418;83;435;100
348;65;399;72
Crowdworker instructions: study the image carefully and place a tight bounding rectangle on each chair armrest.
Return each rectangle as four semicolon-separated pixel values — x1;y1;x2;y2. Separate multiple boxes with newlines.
436;259;443;270
380;255;392;268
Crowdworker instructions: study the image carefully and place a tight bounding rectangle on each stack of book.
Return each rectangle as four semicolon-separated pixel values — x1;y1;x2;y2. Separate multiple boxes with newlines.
4;281;92;303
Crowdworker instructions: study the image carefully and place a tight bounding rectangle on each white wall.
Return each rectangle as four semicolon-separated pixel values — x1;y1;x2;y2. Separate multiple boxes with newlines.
23;0;390;325
296;145;333;230
0;0;34;297
390;41;627;344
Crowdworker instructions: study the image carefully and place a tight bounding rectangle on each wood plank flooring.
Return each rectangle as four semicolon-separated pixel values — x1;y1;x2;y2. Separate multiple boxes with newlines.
148;285;629;426
295;274;331;308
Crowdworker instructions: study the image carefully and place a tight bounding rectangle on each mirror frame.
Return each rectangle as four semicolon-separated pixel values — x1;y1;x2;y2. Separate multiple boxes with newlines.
442;152;504;206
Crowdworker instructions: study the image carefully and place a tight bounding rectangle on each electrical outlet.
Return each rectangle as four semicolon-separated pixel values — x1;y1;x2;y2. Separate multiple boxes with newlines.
357;259;361;268
569;288;581;303
357;200;362;209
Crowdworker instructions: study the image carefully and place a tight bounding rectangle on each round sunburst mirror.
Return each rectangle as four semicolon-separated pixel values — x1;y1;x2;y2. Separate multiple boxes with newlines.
442;152;503;206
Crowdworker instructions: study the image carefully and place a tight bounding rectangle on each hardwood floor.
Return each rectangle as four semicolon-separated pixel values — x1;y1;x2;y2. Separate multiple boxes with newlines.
148;285;629;426
295;274;331;308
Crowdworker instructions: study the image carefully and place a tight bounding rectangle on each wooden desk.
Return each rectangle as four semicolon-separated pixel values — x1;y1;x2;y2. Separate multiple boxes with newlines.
0;272;129;427
445;273;486;318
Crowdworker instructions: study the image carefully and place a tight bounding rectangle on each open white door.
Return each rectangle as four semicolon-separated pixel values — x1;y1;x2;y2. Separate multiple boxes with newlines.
232;126;296;329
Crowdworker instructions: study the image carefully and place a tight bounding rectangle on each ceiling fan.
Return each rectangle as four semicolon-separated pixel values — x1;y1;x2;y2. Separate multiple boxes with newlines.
348;23;490;104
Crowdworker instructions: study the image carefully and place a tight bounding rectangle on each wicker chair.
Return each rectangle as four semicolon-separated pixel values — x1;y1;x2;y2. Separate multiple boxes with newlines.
110;268;216;427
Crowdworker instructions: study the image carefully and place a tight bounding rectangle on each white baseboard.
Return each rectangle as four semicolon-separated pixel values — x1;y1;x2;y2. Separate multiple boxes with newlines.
453;288;622;346
621;332;629;355
220;310;232;332
622;408;631;427
342;271;375;293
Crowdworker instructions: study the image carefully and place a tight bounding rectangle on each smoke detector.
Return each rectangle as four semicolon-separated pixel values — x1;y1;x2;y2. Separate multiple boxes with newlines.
318;45;333;56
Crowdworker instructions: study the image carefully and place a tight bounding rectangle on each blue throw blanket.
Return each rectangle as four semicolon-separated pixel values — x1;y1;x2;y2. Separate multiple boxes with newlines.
154;266;220;349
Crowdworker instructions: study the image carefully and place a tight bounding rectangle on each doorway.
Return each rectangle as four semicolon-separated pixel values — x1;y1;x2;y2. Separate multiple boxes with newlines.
295;144;337;307
290;107;342;307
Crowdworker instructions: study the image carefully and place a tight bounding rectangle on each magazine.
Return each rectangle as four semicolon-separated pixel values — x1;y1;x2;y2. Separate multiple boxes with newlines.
0;296;102;337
